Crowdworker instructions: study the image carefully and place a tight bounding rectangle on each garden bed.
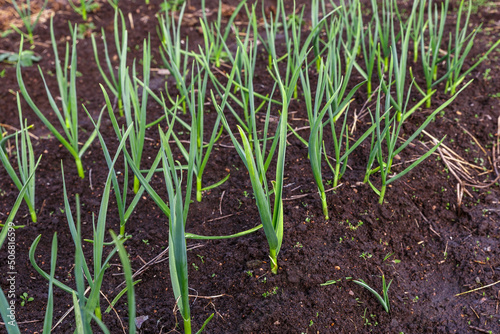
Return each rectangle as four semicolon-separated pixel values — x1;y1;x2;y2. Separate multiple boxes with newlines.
1;0;500;333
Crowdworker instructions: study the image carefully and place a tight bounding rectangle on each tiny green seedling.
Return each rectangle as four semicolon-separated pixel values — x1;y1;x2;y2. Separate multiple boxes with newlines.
262;286;278;298
352;274;392;313
18;19;103;179
76;22;95;39
348;221;363;231
359;252;372;260
321;278;342;286
383;252;394;261
20;292;34;306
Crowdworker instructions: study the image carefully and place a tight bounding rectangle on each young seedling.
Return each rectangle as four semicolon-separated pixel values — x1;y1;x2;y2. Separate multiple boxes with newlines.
412;0;449;108
90;108;161;237
168;64;230;202
159;125;196;333
337;0;363;56
352;16;379;95
109;231;137;334
123;111;214;333
10;0;47;43
445;0;500;95
104;36;151;193
208;5;271;148
215;44;304;273
91;9;128;116
0;95;41;222
352;274;392;313
20;292;34;306
192;7;282;127
17;18;103;178
199;0;246;67
310;0;322;70
158;1;186;71
410;0;426;63
0;164;38;332
36;232;57;332
291;31;367;219
292;59;343;219
158;0;191;114
68;0;98;21
370;0;395;72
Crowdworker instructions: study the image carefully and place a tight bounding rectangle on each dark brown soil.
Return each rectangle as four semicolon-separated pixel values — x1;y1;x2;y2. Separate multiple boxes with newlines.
1;0;500;333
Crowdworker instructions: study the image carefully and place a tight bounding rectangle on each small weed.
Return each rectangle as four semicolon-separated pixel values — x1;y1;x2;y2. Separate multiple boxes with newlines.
348;221;363;231
262;286;278;298
483;68;492;81
20;292;34;306
361;308;373;326
359;252;372;260
76;22;96;39
383;252;394;261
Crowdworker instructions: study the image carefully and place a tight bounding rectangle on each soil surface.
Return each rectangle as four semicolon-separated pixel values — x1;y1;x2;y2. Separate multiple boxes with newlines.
1;0;500;333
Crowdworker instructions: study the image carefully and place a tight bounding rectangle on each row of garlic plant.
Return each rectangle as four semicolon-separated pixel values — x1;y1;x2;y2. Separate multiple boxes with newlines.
6;0;499;332
1;134;137;333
